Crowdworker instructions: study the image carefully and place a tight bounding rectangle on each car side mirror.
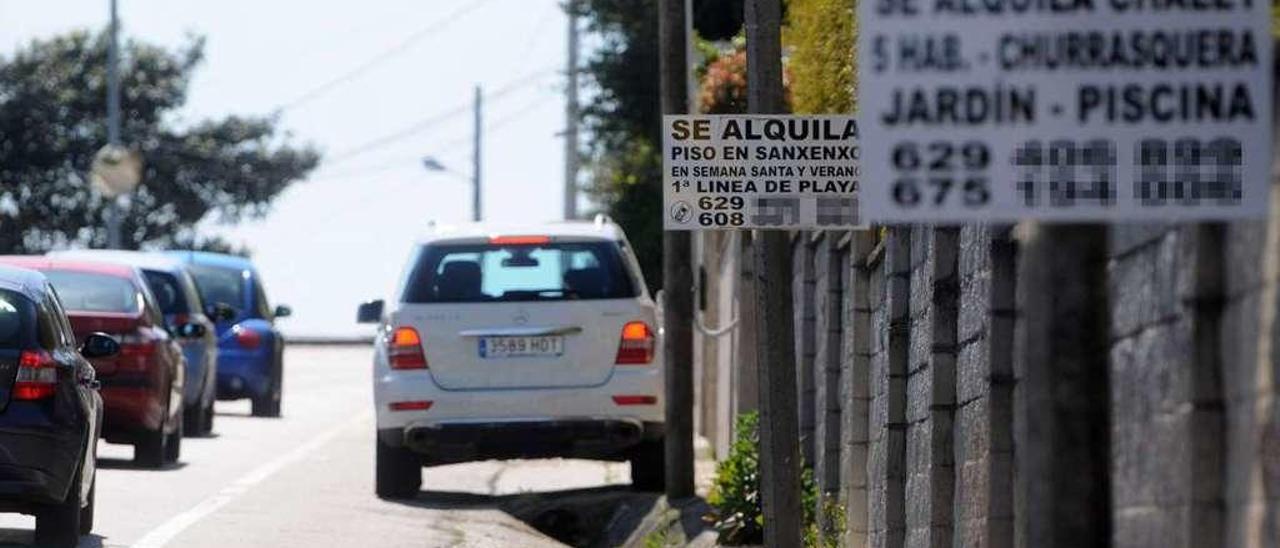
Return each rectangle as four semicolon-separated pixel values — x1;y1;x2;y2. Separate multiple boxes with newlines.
357;300;384;324
274;305;292;318
177;323;207;338
80;333;120;359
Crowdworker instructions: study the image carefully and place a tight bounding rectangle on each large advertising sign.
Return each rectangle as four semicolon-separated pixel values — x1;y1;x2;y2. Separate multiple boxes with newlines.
663;115;861;230
858;0;1273;222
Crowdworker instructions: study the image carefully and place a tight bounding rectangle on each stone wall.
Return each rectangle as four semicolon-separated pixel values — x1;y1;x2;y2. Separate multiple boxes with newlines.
700;207;1280;547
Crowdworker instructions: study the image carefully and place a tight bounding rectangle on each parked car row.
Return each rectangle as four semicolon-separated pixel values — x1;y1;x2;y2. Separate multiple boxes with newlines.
0;251;288;547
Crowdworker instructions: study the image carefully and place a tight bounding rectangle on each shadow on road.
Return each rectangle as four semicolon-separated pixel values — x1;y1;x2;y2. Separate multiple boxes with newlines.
0;529;106;547
96;457;189;472
388;485;663;547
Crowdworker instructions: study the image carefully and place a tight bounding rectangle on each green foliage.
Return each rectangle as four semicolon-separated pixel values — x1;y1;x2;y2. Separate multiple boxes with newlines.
708;412;763;545
0;31;319;253
577;0;663;292
710;411;846;546
642;526;672;548
787;0;857;114
804;493;847;548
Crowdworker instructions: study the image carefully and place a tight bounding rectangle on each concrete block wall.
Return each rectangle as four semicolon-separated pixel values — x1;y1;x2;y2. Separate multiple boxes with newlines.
843;232;879;548
1106;224;1225;548
814;233;845;501
708;204;1280;547
867;227;911;548
954;226;1015;548
1221;217;1280;547
903;227;958;548
796;236;818;467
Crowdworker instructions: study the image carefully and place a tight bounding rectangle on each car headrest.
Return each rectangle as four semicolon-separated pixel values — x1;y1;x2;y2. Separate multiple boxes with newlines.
436;261;482;300
564;267;606;299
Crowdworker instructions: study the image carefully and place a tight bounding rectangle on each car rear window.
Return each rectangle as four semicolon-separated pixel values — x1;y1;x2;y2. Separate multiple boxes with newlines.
43;270;143;314
187;264;245;309
143;270;188;315
0;289;32;349
402;241;637;303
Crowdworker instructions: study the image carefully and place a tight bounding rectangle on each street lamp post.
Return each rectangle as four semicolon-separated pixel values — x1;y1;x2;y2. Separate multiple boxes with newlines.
93;0;141;248
106;0;122;248
472;86;482;223
421;155;480;222
422;85;483;222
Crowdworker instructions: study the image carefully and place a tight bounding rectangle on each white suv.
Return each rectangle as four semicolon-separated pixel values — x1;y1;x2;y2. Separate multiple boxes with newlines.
357;219;665;497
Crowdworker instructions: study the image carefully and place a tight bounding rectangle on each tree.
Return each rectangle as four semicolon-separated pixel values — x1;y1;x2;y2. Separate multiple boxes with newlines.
698;41;792;115
577;0;664;291
0;31;319;254
788;0;856;114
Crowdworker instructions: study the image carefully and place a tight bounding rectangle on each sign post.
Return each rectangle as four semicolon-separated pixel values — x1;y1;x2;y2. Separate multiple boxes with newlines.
745;0;804;545
659;0;696;501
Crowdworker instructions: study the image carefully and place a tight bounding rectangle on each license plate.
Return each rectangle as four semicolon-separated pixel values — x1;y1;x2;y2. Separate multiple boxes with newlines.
478;336;564;359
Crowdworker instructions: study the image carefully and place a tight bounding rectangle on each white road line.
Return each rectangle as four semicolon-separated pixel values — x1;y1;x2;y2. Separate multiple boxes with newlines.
131;412;372;548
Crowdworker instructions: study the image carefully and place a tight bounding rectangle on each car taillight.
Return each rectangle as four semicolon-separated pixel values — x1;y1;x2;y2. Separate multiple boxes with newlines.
388;327;427;370
489;235;551;245
615;321;655;365
234;326;262;350
14;350;56;400
389;400;433;411
612;395;657;406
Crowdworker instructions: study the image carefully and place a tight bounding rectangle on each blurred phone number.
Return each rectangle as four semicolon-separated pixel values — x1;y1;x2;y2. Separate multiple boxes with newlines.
888;137;1243;209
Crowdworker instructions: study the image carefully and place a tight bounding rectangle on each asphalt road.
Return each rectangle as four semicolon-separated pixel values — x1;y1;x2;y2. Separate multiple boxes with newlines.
0;345;639;548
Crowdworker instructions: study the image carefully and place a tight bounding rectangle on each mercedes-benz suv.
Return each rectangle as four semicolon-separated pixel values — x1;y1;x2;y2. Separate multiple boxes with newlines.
357;219;665;497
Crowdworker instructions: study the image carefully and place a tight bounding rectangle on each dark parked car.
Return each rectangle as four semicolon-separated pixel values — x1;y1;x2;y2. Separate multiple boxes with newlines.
51;250;222;436
0;264;117;547
167;252;290;417
0;257;188;468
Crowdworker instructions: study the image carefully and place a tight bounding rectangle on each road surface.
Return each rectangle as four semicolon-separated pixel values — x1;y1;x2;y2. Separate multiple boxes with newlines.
0;345;642;548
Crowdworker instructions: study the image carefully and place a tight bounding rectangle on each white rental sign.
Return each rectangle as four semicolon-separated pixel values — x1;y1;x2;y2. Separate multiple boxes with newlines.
663;115;861;230
858;0;1273;222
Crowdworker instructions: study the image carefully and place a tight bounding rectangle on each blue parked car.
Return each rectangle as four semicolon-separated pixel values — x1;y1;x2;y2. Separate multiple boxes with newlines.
50;250;221;435
166;252;290;417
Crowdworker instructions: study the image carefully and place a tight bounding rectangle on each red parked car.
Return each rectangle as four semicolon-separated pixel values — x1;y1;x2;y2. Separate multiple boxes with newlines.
0;257;187;468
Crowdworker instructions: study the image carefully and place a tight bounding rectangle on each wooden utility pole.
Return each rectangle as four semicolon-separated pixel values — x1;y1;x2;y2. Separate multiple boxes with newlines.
659;0;695;500
1014;224;1112;547
745;1;804;546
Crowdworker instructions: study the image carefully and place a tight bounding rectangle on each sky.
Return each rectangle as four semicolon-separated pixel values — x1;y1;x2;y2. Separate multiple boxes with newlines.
1;0;584;337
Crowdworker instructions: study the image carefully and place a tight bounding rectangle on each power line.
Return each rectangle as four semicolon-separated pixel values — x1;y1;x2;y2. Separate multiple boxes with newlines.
432;92;559;153
513;7;557;71
324;68;556;165
327;103;472;164
278;0;493;112
307;94;559;183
